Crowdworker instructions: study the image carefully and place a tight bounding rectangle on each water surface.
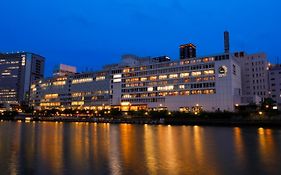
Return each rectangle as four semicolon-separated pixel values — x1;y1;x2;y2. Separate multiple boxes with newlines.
0;121;281;175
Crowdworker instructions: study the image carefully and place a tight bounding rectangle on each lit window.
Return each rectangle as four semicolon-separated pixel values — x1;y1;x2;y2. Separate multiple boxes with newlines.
169;74;178;79
148;87;153;92
157;85;174;91
140;77;147;81
179;85;185;89
159;75;167;80
113;74;122;78
191;71;202;76
53;81;66;86
203;70;214;75
72;78;93;84
96;76;105;81
45;94;58;99
149;76;157;81
113;78;122;83
180;73;189;78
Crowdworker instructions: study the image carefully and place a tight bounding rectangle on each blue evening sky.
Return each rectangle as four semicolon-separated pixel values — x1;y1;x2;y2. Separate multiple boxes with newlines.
0;0;280;76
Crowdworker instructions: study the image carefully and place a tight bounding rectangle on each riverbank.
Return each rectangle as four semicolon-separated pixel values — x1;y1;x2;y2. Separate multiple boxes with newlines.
2;115;281;127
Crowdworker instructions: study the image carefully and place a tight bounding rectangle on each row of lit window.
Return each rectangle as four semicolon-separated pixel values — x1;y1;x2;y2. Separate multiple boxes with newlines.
0;100;18;104
71;101;84;106
0;61;19;64
122;58;215;73
53;81;66;86
0;95;16;98
71;90;110;97
123;77;215;89
121;98;165;103
122;89;215;99
45;94;59;99
40;102;61;107
0;92;16;95
124;70;214;83
72;76;106;84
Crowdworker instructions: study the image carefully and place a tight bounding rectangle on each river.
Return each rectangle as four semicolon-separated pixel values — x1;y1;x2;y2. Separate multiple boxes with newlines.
0;121;281;175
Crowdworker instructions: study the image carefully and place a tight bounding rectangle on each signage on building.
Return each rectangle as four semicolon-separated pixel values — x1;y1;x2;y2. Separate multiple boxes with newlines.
218;66;227;78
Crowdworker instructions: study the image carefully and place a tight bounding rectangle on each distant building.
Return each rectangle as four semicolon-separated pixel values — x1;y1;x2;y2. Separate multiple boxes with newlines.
269;64;281;109
180;43;196;59
0;52;44;108
234;52;269;104
53;64;76;77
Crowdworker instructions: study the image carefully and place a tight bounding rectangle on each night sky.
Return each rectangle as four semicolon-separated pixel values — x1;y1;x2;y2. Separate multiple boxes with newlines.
1;0;280;76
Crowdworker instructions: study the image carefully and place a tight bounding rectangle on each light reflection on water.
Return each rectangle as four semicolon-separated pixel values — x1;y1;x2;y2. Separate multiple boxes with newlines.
0;122;281;175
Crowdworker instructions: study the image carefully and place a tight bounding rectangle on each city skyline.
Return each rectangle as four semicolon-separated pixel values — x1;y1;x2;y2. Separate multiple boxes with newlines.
0;0;280;76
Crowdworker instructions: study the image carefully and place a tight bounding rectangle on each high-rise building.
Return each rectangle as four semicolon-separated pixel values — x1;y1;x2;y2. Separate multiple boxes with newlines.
0;52;45;108
269;64;281;109
180;43;196;59
234;52;270;104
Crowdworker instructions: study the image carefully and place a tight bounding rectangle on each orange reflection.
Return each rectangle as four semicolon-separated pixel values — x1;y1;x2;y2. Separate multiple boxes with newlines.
258;127;278;174
233;127;246;170
144;125;157;175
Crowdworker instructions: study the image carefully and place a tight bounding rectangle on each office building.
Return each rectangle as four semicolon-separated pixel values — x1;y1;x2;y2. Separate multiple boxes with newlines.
110;53;241;112
234;52;270;104
269;64;281;109
31;32;275;112
30;69;111;110
0;52;44;108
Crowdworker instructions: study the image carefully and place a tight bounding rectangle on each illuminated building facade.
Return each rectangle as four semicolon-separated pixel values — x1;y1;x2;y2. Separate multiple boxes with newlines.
30;70;111;110
0;52;44;107
31;53;242;112
30;32;276;112
111;54;242;112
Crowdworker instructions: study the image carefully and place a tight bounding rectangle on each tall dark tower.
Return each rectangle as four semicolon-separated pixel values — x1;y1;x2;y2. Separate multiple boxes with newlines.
180;43;196;59
224;31;230;53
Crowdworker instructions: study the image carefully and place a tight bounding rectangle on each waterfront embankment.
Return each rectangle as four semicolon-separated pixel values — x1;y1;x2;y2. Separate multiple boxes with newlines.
2;115;281;127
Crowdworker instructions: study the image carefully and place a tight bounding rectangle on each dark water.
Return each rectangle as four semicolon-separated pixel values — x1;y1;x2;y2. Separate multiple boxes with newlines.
1;121;281;175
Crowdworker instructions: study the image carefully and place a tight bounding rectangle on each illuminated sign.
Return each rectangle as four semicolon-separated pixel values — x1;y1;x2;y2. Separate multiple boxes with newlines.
218;66;227;78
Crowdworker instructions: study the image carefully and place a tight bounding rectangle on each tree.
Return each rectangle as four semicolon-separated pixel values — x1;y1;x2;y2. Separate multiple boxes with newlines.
260;98;276;111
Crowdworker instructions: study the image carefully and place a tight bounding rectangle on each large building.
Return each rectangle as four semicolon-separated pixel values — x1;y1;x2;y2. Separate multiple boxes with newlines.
30;32;274;112
30;53;242;112
269;64;281;109
234;52;270;104
31;54;242;112
30;68;111;110
0;52;45;108
111;53;241;112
